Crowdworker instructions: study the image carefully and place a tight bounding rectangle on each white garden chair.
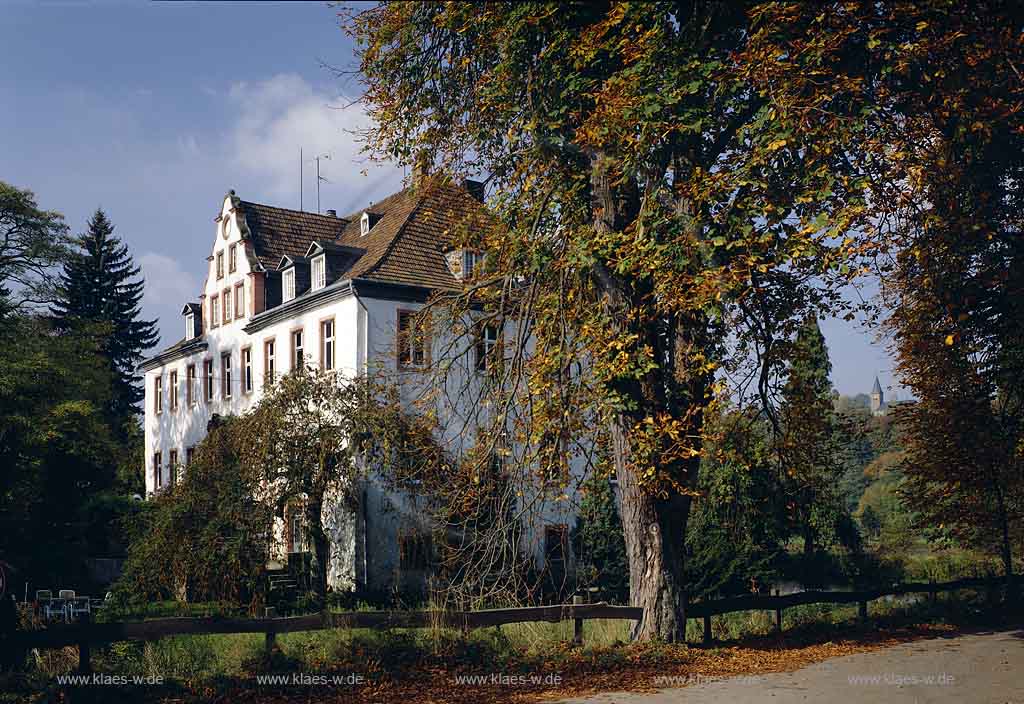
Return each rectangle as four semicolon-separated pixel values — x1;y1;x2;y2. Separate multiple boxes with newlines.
68;596;91;620
44;598;68;622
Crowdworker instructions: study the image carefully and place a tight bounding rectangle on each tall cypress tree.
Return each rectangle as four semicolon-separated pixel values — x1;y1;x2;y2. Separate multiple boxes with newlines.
777;314;844;564
52;209;158;433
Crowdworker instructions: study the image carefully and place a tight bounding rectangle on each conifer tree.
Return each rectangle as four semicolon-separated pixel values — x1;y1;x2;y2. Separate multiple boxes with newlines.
777;314;843;563
52;209;158;432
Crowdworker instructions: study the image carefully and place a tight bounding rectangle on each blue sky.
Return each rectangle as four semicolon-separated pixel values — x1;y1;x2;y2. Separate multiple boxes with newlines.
1;0;901;399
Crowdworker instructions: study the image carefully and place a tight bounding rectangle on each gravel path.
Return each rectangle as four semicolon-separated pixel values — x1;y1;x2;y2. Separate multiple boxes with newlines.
557;629;1024;703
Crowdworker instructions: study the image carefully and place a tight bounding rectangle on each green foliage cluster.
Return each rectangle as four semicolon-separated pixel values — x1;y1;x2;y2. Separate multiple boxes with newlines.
0;183;155;592
112;418;273;610
0;314;136;587
684;404;784;598
0;181;69;315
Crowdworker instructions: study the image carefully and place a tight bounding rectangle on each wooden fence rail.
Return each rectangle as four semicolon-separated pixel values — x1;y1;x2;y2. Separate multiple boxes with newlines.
8;574;1016;674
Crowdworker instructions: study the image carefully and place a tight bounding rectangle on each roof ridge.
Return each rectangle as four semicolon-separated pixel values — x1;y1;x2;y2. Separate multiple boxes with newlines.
238;200;352;222
335;186;412;223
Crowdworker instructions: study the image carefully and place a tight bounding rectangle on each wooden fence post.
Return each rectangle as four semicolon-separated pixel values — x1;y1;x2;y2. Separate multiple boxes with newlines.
78;611;91;674
774;590;782;633
572;595;584;645
702;614;712;645
264;607;277;657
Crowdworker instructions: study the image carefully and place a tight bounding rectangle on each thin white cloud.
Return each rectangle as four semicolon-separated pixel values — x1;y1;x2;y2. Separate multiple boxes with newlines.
139;252;200;327
227;73;401;207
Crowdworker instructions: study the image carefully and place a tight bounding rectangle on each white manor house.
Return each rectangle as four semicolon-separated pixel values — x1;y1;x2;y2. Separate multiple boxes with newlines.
139;175;578;595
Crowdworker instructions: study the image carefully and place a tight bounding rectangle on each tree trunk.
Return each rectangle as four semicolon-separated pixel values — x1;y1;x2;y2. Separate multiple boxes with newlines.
589;150;706;641
611;415;691;642
802;524;815;560
992;476;1016;599
305;499;329;600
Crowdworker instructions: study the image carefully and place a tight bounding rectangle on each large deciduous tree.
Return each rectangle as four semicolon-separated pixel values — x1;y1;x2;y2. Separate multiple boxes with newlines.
52;209;159;433
882;5;1024;590
749;1;1024;587
235;368;437;600
347;2;871;639
0;181;70;314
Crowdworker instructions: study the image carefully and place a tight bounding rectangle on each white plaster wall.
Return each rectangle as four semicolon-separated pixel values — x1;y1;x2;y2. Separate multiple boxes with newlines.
355;296;586;586
143;196;361;494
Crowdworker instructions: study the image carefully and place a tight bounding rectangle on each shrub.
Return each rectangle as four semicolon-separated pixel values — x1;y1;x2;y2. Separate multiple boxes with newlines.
110;418;272;611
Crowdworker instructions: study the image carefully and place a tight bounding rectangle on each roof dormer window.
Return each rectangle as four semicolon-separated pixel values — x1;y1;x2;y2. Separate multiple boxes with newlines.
182;303;202;339
311;254;326;291
445;247;484;281
360;212;370;236
283;268;296;302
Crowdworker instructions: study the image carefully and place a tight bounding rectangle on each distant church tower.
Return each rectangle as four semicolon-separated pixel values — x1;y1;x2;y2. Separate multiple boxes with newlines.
870;376;886;416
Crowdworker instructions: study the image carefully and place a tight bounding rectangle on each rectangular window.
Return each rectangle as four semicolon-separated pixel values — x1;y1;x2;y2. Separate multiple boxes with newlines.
154;376;163;414
153;451;162;490
234;282;245;319
185;312;195;340
228;243;237;273
283;269;296;302
242;347;253;393
264;339;276;386
544;524;568;567
397;310;428;368
321;319;334;371
186;364;196;406
223;288;231;324
185;446;195;467
169;370;178;411
475;323;501;372
399;533;433;571
221;353;232;399
168;449;178;486
291;329;304;371
211;295;220;328
311;255;326;291
289;509;304;553
204;359;214;402
216;251;224;280
463;250;484;278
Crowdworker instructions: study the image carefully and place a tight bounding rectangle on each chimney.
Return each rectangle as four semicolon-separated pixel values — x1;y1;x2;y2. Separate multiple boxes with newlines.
325;209;337;217
411;150;431;188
